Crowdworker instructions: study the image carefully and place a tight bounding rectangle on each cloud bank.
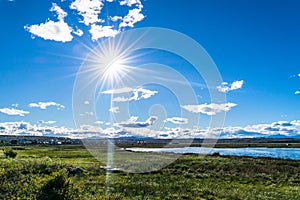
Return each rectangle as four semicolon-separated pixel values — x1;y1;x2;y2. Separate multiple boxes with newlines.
1;119;300;139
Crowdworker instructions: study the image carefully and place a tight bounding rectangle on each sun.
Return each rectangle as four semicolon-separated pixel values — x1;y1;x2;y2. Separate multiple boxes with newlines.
77;42;133;91
74;33;146;95
103;57;127;82
98;52;134;91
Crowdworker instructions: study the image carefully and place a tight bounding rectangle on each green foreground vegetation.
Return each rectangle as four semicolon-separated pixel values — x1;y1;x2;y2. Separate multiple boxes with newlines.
1;145;300;200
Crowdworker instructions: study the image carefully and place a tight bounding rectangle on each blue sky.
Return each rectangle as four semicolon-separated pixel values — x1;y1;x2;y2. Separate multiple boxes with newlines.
0;0;299;138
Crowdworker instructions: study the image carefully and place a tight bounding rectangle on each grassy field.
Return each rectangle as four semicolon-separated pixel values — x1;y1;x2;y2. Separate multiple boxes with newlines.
1;145;300;199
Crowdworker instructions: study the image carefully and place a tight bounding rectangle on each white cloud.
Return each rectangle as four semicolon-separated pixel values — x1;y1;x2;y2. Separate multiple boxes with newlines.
231;80;244;90
219;120;299;138
158;120;300;139
217;80;244;93
102;87;158;102
11;103;19;108
114;88;157;102
164;117;188;125
128;116;139;122
38;120;57;124
109;106;120;113
70;0;104;26
181;102;237;116
50;3;67;20
0;108;30;117
73;29;84;36
134;88;157;100
28;102;65;110
120;0;143;8
84;100;90;105
295;91;300;95
157;127;208;139
289;73;300;78
217;83;230;93
114;0;144;28
111;16;123;22
116;116;157;128
44;121;56;124
1;119;300;139
119;8;145;28
291;120;300;126
24;3;73;42
89;25;119;40
101;87;134;94
112;97;131;102
0;121;72;137
25;21;73;42
0;121;116;138
25;0;145;42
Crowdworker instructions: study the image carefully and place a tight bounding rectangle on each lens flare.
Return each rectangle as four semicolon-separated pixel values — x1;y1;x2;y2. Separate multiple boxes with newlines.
73;27;226;175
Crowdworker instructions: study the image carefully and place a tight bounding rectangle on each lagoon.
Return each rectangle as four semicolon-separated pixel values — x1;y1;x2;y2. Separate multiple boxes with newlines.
127;147;300;160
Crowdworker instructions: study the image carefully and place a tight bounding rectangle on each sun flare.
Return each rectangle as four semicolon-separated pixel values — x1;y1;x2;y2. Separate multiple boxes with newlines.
103;57;127;82
78;38;138;92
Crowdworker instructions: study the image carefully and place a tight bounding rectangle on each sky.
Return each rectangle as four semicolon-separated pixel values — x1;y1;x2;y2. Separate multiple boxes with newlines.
0;0;300;139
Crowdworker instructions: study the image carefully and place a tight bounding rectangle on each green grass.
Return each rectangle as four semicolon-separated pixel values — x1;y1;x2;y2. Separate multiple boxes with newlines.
1;145;300;199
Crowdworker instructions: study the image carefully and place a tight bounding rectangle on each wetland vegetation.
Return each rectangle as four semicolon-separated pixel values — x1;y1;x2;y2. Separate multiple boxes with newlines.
1;145;300;199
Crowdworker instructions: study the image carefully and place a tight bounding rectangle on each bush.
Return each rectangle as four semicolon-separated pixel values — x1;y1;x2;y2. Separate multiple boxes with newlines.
37;170;76;200
3;148;17;158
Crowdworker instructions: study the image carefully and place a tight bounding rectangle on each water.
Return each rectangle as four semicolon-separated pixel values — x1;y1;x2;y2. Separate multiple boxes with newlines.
126;147;300;160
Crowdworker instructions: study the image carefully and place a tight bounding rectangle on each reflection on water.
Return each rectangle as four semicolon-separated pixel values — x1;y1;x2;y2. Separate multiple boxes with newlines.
127;147;300;160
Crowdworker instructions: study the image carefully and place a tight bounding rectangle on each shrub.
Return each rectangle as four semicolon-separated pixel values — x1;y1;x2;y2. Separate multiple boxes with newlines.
37;170;76;200
3;148;17;159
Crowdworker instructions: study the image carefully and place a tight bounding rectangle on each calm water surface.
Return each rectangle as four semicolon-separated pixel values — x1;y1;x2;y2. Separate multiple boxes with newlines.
126;147;300;160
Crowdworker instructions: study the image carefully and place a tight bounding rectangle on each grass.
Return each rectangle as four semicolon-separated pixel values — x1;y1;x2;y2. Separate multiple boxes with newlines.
1;145;300;199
